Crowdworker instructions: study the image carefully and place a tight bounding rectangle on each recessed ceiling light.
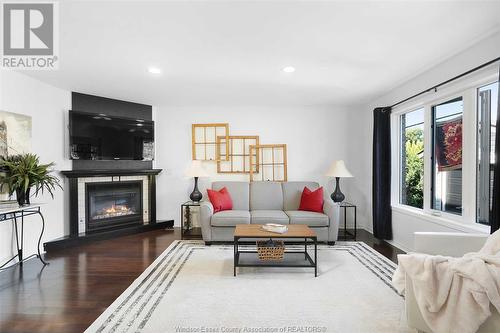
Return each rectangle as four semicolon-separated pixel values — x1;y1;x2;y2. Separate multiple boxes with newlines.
148;67;161;74
282;66;295;73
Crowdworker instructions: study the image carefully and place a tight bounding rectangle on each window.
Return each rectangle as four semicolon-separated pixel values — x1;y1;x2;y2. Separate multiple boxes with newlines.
431;97;463;215
476;81;499;225
393;70;498;228
400;108;424;208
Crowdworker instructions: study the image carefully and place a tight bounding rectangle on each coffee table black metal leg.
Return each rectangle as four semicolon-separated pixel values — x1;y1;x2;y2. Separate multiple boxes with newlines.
314;237;317;277
304;237;307;260
233;237;237;277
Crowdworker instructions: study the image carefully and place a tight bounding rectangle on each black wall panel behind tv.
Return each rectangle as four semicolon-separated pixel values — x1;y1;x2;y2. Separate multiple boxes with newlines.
72;92;152;120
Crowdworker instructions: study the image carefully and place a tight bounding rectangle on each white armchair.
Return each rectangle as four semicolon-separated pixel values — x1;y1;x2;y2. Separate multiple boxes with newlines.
406;232;500;333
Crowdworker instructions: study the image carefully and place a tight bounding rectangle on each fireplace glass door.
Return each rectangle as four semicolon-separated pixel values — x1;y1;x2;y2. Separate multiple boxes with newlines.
86;181;143;232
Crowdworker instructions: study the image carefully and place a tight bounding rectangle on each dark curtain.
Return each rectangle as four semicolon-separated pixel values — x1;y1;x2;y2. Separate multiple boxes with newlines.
491;66;500;234
373;107;392;239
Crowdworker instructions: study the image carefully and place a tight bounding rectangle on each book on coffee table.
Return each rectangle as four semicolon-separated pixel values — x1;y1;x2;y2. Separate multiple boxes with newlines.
260;223;288;234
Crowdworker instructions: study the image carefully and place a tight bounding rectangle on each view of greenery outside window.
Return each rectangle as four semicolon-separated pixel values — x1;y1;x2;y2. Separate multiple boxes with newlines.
400;108;424;208
476;81;499;225
431;97;463;215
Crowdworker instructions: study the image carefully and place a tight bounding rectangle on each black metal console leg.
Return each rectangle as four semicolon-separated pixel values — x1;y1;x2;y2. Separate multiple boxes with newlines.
0;207;49;270
37;211;48;265
13;215;22;266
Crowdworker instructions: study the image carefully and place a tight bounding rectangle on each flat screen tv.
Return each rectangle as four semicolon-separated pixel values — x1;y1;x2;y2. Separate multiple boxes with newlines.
69;111;154;161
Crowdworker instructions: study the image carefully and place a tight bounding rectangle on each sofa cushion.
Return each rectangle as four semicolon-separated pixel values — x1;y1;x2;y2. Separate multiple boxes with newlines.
211;210;250;227
250;182;283;210
285;210;329;227
250;210;289;225
212;181;249;211
207;187;233;213
282;182;320;211
299;186;324;213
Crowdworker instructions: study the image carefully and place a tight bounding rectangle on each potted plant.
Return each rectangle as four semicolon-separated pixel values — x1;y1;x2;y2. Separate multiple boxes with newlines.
0;153;62;206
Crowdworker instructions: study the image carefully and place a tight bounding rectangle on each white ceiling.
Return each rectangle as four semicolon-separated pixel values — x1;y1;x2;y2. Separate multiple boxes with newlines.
22;0;500;107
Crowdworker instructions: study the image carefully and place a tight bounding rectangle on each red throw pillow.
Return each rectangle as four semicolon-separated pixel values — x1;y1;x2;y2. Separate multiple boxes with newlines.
207;187;233;213
299;186;324;213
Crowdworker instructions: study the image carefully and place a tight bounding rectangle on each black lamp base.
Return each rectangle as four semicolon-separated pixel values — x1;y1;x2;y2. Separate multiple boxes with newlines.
189;177;203;202
331;177;345;203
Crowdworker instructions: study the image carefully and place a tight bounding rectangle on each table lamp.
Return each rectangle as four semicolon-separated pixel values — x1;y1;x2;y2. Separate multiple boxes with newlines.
326;160;353;203
185;160;209;202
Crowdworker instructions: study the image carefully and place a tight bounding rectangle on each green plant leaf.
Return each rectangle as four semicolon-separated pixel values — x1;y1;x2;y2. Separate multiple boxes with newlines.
0;153;62;200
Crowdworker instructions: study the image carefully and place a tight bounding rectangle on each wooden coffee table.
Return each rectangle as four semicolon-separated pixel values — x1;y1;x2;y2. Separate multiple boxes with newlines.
233;224;318;277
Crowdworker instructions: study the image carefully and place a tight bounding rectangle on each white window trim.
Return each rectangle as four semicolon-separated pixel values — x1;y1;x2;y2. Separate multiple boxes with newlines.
391;67;498;232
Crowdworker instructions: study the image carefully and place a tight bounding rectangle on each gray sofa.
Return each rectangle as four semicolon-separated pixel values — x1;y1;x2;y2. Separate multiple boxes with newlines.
199;181;340;244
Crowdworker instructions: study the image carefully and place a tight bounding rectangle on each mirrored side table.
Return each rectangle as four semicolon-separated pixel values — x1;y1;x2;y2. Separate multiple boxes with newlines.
181;201;202;239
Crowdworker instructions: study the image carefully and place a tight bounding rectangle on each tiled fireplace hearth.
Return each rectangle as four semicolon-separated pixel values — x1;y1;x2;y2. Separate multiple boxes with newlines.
44;169;173;251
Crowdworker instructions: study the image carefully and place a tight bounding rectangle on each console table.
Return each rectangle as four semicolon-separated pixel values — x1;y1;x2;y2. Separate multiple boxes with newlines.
0;204;48;270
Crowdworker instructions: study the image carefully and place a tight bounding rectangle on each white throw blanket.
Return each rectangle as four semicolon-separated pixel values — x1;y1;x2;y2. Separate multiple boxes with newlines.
393;230;500;333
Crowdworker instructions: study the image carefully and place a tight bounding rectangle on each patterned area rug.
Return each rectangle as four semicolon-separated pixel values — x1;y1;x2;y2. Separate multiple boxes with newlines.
86;241;411;333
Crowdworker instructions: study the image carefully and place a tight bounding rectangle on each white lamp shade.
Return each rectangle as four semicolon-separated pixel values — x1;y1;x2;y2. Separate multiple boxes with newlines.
185;160;209;177
326;160;353;178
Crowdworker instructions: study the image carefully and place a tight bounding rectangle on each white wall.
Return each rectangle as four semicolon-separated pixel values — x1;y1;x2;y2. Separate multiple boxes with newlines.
154;105;351;225
342;107;372;230
0;70;71;263
349;31;500;251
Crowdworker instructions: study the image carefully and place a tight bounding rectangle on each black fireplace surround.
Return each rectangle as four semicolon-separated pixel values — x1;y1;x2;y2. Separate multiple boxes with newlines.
86;181;143;232
44;169;174;252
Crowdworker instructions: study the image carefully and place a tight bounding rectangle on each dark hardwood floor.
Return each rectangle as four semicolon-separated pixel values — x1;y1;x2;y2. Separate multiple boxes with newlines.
0;228;403;333
343;229;405;263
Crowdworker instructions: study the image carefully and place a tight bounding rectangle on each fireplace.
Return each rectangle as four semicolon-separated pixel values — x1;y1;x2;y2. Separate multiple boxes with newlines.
86;181;143;232
43;169;173;252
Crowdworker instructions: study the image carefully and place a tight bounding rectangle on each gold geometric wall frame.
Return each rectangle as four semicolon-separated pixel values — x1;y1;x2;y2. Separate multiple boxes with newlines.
216;135;260;174
249;144;287;182
191;123;229;161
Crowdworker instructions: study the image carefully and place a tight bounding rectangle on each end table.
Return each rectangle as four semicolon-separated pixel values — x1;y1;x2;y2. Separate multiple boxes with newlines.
181;201;202;239
339;202;356;240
